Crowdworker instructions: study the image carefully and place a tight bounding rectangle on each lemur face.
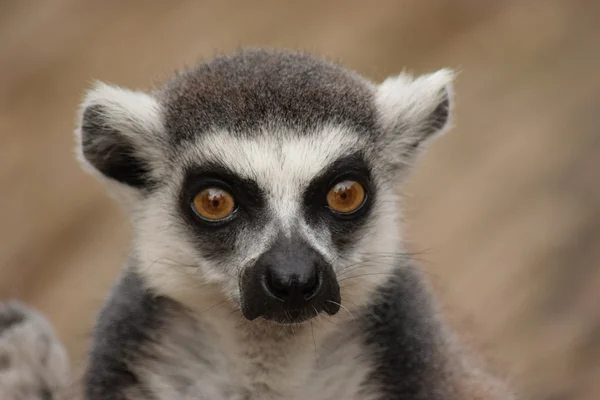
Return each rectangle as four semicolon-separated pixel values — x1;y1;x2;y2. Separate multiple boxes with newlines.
77;49;453;324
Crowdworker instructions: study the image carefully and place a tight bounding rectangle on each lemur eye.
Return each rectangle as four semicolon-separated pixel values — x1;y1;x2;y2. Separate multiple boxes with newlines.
192;188;235;221
326;180;366;214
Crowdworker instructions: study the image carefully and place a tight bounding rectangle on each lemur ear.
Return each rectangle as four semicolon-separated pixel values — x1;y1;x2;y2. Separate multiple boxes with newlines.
375;68;455;168
76;82;164;191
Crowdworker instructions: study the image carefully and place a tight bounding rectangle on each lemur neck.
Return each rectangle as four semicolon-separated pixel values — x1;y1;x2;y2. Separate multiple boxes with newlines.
181;286;343;348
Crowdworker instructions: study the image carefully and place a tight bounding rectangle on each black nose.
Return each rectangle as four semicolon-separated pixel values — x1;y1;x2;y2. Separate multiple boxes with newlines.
240;235;340;323
263;264;322;303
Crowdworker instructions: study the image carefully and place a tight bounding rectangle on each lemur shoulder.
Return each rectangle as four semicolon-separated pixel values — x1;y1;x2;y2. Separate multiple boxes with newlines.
0;49;515;400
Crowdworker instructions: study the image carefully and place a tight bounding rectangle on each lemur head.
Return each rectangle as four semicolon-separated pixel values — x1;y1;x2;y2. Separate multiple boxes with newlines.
76;49;453;324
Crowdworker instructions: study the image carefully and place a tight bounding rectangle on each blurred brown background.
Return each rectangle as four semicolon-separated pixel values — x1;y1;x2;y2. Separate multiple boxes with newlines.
1;1;599;399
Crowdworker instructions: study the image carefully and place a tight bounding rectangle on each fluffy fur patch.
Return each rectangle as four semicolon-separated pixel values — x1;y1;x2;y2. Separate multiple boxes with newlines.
0;301;70;400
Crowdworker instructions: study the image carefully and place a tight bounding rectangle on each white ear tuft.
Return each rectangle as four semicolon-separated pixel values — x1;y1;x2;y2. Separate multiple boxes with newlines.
75;81;165;193
376;68;455;158
79;81;164;139
376;69;455;170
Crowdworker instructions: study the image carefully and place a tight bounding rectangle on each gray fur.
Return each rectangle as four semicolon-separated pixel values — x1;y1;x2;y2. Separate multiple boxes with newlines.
0;301;70;400
159;49;379;144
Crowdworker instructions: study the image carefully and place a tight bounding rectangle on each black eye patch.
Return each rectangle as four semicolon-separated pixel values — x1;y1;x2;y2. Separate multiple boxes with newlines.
303;152;374;212
302;152;376;252
180;162;265;221
178;161;267;261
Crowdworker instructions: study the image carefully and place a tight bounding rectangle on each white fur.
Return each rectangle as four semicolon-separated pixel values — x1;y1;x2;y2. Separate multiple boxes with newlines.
131;302;376;400
79;81;164;140
185;124;362;234
376;68;455;152
184;125;362;254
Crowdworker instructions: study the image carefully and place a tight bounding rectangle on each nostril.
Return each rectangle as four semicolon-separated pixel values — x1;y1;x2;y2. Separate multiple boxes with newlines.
302;268;321;300
264;269;290;300
263;266;322;302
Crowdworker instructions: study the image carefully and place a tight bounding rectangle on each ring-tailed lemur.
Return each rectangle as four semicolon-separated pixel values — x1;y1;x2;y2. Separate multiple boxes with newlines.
1;49;515;400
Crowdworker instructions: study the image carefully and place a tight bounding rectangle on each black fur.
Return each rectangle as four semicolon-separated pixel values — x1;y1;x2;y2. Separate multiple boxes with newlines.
427;96;450;134
85;267;178;400
0;305;24;333
84;259;453;399
302;152;376;253
415;92;450;150
0;353;10;370
80;105;154;189
404;90;451;153
39;387;53;400
178;161;268;262
159;49;379;144
361;262;450;399
178;152;376;265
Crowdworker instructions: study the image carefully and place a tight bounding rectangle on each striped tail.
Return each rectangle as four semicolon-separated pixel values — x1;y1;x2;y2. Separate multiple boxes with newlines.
0;301;70;400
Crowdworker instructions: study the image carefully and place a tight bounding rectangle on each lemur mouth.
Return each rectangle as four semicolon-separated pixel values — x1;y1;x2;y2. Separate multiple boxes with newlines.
256;300;341;324
240;284;342;324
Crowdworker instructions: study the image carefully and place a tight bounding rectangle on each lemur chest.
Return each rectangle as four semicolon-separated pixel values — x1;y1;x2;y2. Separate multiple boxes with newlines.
138;317;374;400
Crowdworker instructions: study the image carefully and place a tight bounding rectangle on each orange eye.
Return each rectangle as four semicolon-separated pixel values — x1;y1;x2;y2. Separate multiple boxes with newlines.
326;180;366;214
192;188;235;221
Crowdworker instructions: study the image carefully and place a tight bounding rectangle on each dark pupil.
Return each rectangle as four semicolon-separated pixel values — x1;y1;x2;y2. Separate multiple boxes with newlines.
212;199;221;208
340;192;348;200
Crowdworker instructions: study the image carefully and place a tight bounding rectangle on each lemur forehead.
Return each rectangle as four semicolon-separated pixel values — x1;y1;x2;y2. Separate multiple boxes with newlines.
180;125;365;189
158;49;380;144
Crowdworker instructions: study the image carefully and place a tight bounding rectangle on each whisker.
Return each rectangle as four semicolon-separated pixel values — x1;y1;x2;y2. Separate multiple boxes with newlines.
312;317;325;330
226;308;242;321
150;257;199;269
356;248;437;257
310;319;319;367
343;299;359;308
317;313;334;325
337;261;398;277
138;259;218;289
335;253;434;278
339;272;403;283
337;260;443;283
326;300;355;322
201;299;230;314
